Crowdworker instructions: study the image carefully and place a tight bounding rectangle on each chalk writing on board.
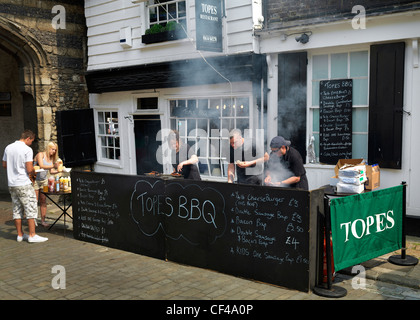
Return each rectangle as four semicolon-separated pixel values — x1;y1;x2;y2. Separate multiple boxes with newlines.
74;177;120;244
228;190;308;266
319;79;353;164
129;179;227;245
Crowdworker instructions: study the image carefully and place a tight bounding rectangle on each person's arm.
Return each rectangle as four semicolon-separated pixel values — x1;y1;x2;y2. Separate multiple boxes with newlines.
264;172;272;185
2;160;6;169
227;163;235;183
280;176;301;185
237;152;269;168
36;153;55;170
177;154;198;172
26;161;36;182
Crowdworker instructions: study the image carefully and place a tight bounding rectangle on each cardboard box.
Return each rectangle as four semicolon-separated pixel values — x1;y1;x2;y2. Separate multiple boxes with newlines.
333;159;364;179
365;164;380;190
330;158;364;188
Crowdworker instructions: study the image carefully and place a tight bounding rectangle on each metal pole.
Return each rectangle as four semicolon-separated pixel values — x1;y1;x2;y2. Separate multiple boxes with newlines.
388;181;418;266
324;196;333;290
313;195;347;298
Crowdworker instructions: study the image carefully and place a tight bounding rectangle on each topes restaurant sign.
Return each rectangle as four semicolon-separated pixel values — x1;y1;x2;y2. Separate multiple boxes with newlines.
195;0;223;52
330;185;403;271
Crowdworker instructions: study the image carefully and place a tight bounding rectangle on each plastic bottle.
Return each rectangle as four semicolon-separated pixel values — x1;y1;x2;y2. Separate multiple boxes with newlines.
55;176;60;192
48;176;55;192
62;177;67;191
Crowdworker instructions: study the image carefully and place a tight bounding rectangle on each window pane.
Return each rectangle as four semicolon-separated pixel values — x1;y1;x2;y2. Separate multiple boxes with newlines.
312;81;320;106
312;108;319;132
352;134;368;159
221;118;234;132
331;53;348;79
352;108;368;132
236;97;249;116
353;78;368;105
210;118;220;131
178;1;186;18
101;136;107;147
98;124;105;135
222;99;234;117
138;97;158;110
168;3;176;20
236;118;248;132
149;6;157;23
158;5;167;22
198;99;208;109
350;51;368;77
197;118;207;132
187;119;196;133
312;55;328;79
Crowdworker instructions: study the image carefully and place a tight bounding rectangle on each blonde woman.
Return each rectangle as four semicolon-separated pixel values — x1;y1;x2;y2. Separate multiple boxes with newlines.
33;142;61;227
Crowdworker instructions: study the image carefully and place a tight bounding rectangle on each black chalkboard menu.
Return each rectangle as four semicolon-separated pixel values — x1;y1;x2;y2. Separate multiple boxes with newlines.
319;79;353;164
72;171;322;292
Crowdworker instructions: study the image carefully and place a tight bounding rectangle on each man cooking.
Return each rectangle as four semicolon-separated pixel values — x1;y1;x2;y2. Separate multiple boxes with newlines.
264;136;309;190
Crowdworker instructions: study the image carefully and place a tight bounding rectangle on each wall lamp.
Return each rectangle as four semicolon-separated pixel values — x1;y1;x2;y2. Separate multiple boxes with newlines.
280;31;312;44
295;32;312;44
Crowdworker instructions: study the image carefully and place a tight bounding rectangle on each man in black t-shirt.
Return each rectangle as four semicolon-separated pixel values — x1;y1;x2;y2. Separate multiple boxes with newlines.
168;131;201;180
227;129;267;185
265;136;309;190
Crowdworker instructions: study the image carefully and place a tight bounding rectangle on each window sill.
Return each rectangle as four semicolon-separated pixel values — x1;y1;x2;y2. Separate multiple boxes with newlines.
95;159;123;169
141;30;187;44
304;163;335;170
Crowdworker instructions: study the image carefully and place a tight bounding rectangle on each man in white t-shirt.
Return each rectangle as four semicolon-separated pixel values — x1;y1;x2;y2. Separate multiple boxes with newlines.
2;130;48;243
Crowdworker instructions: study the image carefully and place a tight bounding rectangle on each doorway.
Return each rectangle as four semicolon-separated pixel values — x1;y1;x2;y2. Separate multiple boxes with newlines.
134;115;162;175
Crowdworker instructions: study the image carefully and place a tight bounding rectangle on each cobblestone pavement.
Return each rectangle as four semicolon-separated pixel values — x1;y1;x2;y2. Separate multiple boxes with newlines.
1;194;419;305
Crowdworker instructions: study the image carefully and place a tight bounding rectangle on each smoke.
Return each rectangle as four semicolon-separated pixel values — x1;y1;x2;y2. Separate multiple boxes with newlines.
277;83;306;141
265;152;294;187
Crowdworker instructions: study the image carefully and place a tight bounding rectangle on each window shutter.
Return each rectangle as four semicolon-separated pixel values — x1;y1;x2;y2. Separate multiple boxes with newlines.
368;42;405;169
56;109;97;167
278;52;307;162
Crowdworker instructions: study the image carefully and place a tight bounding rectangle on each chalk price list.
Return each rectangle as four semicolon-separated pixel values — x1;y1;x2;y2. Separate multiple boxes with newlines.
74;177;120;244
229;190;308;265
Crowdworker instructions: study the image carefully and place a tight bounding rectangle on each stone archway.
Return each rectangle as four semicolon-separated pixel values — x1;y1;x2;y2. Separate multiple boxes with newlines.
0;17;51;192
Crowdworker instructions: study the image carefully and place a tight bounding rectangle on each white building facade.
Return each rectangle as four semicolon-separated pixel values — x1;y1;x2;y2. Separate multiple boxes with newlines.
85;0;420;217
85;0;266;182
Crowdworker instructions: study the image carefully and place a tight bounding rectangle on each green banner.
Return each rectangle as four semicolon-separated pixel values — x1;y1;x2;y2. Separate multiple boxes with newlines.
330;185;403;271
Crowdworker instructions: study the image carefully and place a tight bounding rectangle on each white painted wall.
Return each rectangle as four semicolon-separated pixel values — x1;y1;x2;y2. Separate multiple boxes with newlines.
89;81;254;176
85;0;255;71
258;12;420;217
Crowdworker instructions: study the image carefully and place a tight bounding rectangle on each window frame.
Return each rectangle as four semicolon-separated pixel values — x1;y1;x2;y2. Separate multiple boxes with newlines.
95;109;122;167
168;95;254;180
146;0;187;30
308;47;370;164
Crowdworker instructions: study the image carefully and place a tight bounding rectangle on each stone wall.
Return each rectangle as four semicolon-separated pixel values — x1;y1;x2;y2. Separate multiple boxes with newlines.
265;0;420;29
0;0;88;150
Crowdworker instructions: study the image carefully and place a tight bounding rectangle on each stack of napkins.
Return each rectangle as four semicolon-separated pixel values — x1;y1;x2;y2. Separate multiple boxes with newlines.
336;164;367;193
